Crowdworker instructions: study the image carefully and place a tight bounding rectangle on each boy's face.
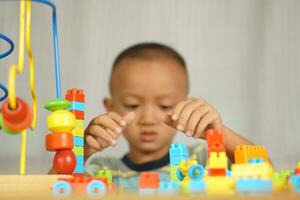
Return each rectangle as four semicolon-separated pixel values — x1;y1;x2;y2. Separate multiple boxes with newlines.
105;57;188;154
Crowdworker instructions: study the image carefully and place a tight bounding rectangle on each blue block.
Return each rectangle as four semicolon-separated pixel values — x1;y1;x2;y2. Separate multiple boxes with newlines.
169;143;189;157
189;180;205;193
291;175;300;193
76;155;84;166
74;165;84;173
74;136;84;146
170;155;189;166
158;181;179;195
139;188;156;195
68;101;85;111
236;179;272;193
248;158;264;164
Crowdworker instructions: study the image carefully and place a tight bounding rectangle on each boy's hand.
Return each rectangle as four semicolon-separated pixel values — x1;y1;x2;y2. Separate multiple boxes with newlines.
84;111;135;160
162;98;222;139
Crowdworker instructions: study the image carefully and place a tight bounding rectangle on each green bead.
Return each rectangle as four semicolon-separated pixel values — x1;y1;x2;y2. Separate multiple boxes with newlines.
0;114;20;135
44;98;71;111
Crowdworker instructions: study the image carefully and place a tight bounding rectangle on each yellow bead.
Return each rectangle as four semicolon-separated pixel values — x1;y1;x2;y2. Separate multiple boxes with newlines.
48;110;76;133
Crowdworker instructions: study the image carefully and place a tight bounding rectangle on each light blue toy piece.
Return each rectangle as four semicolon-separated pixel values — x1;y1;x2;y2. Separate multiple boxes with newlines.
74;165;84;173
86;180;106;196
169;143;189;157
248;158;264;164
157;181;179;195
170;155;189;166
76;155;84;165
188;165;205;180
176;168;185;181
226;169;232;176
74;136;84;146
139;188;156;195
189;180;205;193
291;175;300;193
52;180;72;197
236;179;272;194
68;101;85;111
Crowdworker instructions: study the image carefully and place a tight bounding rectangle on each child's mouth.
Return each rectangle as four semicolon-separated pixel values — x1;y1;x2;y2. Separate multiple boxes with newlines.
140;131;158;142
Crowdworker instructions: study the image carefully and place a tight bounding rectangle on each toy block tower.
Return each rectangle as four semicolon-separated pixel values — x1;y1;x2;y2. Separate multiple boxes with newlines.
206;129;228;176
234;145;268;164
138;172;160;194
169;143;189;181
65;88;85;175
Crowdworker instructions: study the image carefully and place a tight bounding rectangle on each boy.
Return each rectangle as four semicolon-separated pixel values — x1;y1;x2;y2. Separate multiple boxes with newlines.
84;42;252;188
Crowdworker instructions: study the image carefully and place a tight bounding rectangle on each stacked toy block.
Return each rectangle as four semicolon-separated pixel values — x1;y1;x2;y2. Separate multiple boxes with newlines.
45;98;77;174
234;145;268;164
65;88;85;174
169;143;189;182
138;172;160;195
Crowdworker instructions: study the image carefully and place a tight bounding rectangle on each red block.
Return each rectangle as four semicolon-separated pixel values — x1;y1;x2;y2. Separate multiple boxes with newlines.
208;168;226;176
295;168;300;175
70;110;84;120
65;88;85;102
138;172;160;189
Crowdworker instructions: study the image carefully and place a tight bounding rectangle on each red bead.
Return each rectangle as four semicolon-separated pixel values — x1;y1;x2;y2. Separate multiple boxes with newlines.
45;133;73;151
53;150;76;174
1;97;33;132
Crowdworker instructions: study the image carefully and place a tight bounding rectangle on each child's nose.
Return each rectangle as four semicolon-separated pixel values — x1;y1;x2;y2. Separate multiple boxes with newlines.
139;106;158;125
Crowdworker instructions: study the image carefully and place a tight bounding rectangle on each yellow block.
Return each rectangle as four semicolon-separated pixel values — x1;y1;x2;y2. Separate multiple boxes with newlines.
204;176;235;196
170;166;180;182
231;163;274;179
76;119;84;129
72;126;84;137
207;152;228;169
73;146;83;155
180;182;190;194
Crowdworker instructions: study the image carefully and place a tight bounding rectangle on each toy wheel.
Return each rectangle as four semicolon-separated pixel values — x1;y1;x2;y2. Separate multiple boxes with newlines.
188;165;205;180
86;180;106;196
52;180;72;197
291;175;300;193
176;168;185;181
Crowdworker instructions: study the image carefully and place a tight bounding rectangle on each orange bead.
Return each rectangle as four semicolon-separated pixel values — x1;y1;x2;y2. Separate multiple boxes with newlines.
53;150;76;174
45;133;73;151
1;97;33;132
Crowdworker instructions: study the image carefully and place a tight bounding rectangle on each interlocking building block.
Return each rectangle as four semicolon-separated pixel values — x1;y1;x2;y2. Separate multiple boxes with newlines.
295;162;300;175
189;180;205;193
207;152;228;169
138;172;160;189
248;158;264;164
236;179;273;194
170;166;180;182
73;146;84;155
231;163;274;179
204;176;235;196
96;169;113;184
73;126;84;137
65;88;85;103
170;143;189;157
208;169;226;176
74;136;84;146
157;181;179;195
68;101;85;112
139;188;156;195
291;175;300;193
206;129;226;155
234;145;268;164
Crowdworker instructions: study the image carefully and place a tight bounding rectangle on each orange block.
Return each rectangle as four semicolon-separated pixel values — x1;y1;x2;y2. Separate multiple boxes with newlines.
70;110;84;120
138;172;159;189
65;88;85;102
234;145;268;164
208;168;226;176
206;129;226;156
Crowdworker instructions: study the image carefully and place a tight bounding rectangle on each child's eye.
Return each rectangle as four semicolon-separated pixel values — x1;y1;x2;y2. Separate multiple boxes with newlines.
124;104;139;110
160;105;173;110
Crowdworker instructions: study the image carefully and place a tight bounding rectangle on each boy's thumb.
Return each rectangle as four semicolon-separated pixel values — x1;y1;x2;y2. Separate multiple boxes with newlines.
123;111;135;125
161;113;176;128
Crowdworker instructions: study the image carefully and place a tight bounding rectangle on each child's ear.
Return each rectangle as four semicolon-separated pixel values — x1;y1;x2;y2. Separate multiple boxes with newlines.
103;97;113;112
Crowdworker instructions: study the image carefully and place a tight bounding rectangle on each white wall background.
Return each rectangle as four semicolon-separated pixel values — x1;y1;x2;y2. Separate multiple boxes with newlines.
0;0;299;173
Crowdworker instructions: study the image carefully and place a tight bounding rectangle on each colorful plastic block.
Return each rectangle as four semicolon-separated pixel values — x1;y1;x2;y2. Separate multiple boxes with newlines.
231;163;274;179
204;176;235;195
86;180;106;197
291;175;300;193
75;120;84;129
70;110;84;120
295;162;300;175
46;133;73;151
207;152;228;169
206;129;226;155
157;181;179;195
138;172;160;189
65;88;85;102
73;126;84;137
96;170;113;184
53;150;76;174
48;110;76;133
68;101;85;112
73;146;84;155
1;97;33;132
234;145;268;164
170;155;189;166
169;143;189;157
74;165;85;174
76;155;84;166
170;166;180;182
52;180;72;197
189;180;205;193
248;158;265;164
74;136;84;146
208;168;226;176
179;182;190;194
236;179;273;194
139;188;156;195
188;164;205;180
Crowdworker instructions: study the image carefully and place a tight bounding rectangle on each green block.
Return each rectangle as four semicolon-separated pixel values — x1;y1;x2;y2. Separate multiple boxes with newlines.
73;146;84;155
170;165;180;182
96;169;113;184
76;120;84;129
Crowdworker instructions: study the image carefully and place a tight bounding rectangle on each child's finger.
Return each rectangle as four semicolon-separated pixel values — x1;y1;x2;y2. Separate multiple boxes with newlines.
175;100;206;132
93;115;122;134
194;111;220;138
185;105;210;137
106;128;120;144
161;113;176;128
87;125;116;146
95;136;110;149
123;111;135;124
108;112;127;127
171;99;193;121
85;135;102;151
